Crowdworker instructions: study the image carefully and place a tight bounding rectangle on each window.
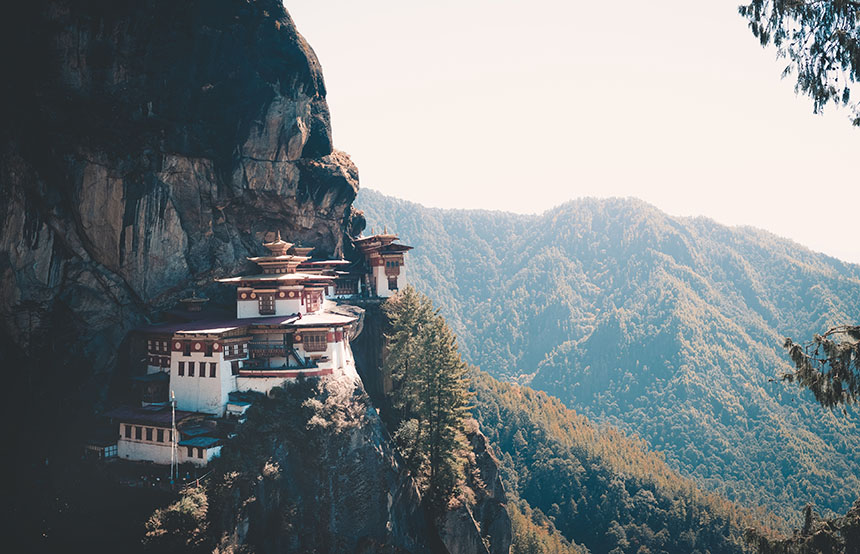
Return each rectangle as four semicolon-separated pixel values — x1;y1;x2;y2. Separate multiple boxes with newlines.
124;425;132;438
157;429;164;443
209;363;217;378
197;448;203;459
145;428;153;441
169;430;173;442
199;362;206;378
258;292;275;315
231;361;239;376
187;446;193;457
135;426;142;440
178;361;185;376
104;445;117;459
189;363;195;377
183;341;191;356
204;342;213;356
304;333;327;352
388;276;398;291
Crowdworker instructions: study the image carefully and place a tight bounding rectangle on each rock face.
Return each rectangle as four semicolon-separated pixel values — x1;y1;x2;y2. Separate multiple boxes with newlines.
1;0;361;460
351;302;513;554
210;365;437;553
438;429;512;554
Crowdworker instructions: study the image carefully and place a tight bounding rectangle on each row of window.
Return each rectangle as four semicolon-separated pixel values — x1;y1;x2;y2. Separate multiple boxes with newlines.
187;446;205;459
121;425;207;459
178;361;217;378
124;424;173;444
385;260;400;267
224;344;247;358
303;334;327;352
147;340;169;352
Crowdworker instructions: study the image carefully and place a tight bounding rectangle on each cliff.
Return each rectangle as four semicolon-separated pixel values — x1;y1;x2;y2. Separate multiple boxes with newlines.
350;302;512;554
204;365;435;553
2;3;513;551
1;0;363;472
1;0;363;545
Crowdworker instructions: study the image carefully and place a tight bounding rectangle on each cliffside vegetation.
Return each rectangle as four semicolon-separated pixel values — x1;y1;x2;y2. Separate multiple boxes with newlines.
383;286;473;511
356;189;860;518
143;375;432;553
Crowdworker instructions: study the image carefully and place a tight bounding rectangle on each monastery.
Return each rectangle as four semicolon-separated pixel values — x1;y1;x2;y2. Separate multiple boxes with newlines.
96;231;412;469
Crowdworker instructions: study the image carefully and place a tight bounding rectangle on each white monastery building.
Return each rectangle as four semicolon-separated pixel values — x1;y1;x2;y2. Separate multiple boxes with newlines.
106;231;412;467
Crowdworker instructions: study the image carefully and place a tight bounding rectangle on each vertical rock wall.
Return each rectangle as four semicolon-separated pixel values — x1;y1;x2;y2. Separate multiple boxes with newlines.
0;0;362;505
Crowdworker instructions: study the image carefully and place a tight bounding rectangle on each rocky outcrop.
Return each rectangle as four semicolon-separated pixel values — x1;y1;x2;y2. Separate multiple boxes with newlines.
1;0;362;458
208;365;437;553
438;428;512;554
351;302;513;554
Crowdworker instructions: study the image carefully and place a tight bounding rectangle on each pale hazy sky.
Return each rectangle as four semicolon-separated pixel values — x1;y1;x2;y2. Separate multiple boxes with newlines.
286;1;860;265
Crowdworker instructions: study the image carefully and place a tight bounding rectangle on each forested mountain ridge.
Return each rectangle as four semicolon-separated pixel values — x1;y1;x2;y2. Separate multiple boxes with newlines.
356;189;860;517
471;369;767;553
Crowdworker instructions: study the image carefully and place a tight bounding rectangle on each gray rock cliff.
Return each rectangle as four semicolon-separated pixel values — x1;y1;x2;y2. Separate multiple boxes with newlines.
1;0;362;460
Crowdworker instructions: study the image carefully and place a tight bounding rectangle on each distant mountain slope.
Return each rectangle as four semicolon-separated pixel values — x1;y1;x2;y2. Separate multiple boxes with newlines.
471;370;762;553
356;189;860;516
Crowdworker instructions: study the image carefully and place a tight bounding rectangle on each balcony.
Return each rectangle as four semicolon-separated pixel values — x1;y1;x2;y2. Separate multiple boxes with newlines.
238;357;320;378
248;342;288;358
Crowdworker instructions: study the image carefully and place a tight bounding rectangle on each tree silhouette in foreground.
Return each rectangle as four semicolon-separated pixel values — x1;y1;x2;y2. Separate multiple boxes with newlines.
783;325;860;408
739;1;860;125
746;325;860;553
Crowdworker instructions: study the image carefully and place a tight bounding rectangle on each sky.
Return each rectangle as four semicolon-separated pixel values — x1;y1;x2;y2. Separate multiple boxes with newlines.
286;1;860;265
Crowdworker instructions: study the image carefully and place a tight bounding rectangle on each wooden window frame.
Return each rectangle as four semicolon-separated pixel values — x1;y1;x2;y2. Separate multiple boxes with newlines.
304;332;327;352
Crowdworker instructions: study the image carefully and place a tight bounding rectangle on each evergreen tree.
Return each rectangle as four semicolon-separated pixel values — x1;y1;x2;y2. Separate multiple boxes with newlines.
383;286;472;509
782;325;860;408
738;1;860;125
746;326;860;553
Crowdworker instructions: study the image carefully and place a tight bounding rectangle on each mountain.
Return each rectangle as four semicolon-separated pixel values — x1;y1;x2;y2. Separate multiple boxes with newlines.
356;188;860;517
471;369;765;554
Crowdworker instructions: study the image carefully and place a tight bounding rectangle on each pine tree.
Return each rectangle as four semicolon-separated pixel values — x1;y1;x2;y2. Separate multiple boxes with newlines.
383;286;472;509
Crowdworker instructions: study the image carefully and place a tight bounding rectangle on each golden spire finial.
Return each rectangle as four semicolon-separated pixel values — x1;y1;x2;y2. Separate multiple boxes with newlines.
276;230;281;241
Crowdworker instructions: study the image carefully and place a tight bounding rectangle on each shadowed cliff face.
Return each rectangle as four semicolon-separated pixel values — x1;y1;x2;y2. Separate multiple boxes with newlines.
0;0;362;474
